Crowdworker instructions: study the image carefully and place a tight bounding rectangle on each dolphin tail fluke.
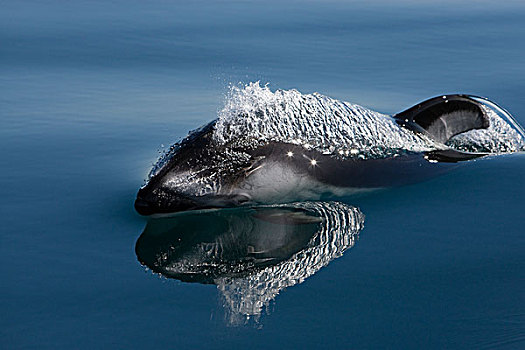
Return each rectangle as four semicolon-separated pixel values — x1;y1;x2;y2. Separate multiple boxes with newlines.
393;94;489;144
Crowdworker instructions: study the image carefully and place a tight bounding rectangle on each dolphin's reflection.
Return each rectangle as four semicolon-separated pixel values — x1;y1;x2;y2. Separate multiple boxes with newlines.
135;201;364;324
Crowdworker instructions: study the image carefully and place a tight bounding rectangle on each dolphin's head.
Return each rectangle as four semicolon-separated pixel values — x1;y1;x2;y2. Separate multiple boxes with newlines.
135;122;256;215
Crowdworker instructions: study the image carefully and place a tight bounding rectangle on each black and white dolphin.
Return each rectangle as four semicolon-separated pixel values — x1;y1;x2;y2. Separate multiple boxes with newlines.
135;86;524;215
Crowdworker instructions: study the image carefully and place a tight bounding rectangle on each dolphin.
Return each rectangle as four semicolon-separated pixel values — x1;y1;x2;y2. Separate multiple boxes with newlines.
135;85;525;215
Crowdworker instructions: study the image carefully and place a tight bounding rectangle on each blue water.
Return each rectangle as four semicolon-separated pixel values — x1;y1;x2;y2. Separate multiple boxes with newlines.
2;1;524;349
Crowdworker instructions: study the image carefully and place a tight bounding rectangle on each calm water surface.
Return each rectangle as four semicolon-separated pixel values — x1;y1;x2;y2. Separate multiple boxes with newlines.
1;1;524;349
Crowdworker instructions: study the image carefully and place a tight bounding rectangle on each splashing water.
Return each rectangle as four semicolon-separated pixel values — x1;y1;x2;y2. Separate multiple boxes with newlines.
214;82;444;159
446;97;525;153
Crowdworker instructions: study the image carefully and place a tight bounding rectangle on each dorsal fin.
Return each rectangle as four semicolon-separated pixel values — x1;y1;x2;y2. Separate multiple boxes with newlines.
394;95;490;143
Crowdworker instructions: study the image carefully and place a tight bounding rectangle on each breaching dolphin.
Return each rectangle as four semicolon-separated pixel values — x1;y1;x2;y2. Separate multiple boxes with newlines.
135;85;525;215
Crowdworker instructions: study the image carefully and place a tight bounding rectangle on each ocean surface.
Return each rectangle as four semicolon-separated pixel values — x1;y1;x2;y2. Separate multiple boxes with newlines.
1;1;524;349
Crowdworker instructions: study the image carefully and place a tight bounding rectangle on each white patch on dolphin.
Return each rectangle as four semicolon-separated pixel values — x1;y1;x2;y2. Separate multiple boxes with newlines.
231;160;376;204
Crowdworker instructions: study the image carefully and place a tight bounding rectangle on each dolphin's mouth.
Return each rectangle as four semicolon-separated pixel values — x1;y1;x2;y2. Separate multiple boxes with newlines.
134;192;252;216
134;195;198;216
134;197;154;215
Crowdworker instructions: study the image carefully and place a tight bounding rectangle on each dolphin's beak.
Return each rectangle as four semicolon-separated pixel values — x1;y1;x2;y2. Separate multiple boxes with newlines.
134;188;252;216
134;197;155;216
134;191;199;216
